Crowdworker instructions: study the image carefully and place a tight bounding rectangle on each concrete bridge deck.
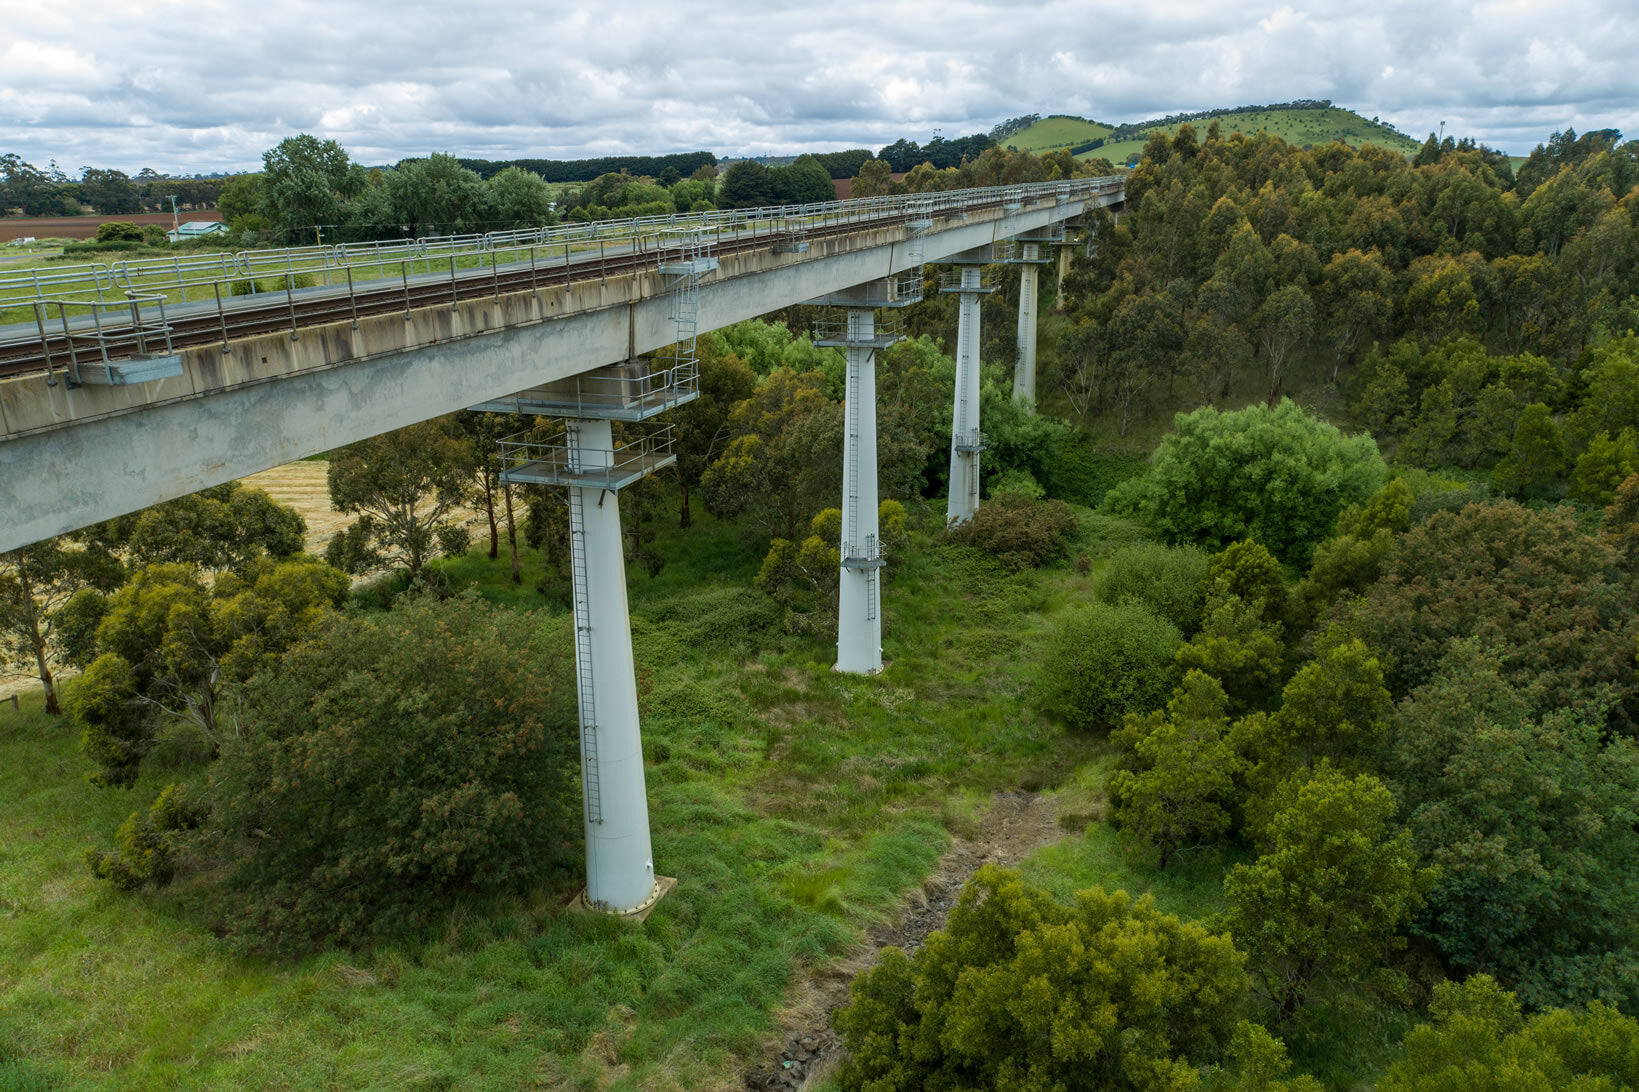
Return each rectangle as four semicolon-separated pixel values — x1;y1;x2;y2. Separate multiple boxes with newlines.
0;178;1122;552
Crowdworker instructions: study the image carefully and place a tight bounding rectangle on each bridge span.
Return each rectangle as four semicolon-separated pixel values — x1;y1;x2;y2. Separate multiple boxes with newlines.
0;175;1123;916
0;177;1121;552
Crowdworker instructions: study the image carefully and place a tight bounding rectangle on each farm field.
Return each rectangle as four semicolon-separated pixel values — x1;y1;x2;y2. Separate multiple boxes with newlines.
1011;105;1424;164
1001;115;1113;154
0;211;222;243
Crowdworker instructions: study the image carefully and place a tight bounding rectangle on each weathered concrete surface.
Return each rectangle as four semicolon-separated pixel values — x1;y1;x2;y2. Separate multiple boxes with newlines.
0;192;1120;551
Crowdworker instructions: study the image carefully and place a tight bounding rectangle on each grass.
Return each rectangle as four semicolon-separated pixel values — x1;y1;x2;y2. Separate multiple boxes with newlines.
1;491;1413;1087
0;497;1129;1088
1003;115;1114;154
1076;106;1423;165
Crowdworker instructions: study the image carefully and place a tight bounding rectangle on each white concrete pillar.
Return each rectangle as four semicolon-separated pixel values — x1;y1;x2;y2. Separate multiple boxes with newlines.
1014;244;1039;407
947;267;983;525
1055;243;1072;312
565;417;657;913
836;308;882;675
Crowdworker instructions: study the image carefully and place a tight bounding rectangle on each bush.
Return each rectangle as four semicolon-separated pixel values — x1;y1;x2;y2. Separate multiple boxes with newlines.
207;592;579;949
943;491;1079;572
1039;599;1181;732
95;221;144;243
832;866;1248;1090
1106;400;1386;563
1095;542;1209;633
85;783;205;891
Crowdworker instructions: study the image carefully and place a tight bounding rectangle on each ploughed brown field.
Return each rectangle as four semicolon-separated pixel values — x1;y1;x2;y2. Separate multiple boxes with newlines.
0;211;223;242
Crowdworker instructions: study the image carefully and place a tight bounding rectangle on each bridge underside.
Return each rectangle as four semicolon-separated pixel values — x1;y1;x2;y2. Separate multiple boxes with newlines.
0;192;1119;552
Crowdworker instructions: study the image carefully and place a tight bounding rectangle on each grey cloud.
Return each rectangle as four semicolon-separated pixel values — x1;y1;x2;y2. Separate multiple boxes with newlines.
1;0;1636;174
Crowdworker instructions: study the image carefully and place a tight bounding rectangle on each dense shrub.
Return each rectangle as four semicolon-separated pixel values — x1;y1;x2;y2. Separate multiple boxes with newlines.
207;593;579;949
1347;499;1638;718
1380;975;1639;1091
942;492;1079;572
84;783;206;890
832;866;1248;1090
1106;400;1386;563
1039;599;1181;732
1096;542;1210;633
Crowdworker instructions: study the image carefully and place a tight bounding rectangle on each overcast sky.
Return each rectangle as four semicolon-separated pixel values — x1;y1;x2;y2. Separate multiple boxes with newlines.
2;0;1635;176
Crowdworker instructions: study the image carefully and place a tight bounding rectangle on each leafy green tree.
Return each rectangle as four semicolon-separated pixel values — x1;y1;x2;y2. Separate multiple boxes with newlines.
1569;429;1639;506
1095;542;1210;634
105;481;306;572
260;134;365;243
1108;670;1242;867
700;368;840;540
1107;401;1386;564
1040;599;1181;732
1318;248;1393;381
68;559;348;787
1255;283;1315;406
717;160;775;208
1387;642;1639;1010
1224;768;1433;1021
1347;499;1637;716
384;153;492;236
206;593;579;949
1206;540;1287;624
832;866;1249;1090
325;420;474;579
1175;589;1286;714
755;508;841;628
485;165;554;228
1379;975;1639;1092
78;167;140;214
669;337;758;527
1490;402;1567;498
0;539;123;713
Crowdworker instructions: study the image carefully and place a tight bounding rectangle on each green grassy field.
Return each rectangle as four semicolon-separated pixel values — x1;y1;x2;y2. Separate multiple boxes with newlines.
3;499;1243;1089
1018;106;1423;165
1002;115;1114;154
1;428;1431;1090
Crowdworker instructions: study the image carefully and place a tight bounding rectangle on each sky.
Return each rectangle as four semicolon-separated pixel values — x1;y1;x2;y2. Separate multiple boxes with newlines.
2;0;1636;176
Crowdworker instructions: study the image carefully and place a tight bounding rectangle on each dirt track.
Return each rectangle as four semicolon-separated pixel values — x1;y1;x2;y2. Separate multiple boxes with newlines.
743;792;1068;1090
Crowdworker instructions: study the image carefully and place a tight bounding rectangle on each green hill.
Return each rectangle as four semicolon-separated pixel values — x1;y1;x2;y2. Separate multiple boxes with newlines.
1003;115;1114;155
1006;105;1421;164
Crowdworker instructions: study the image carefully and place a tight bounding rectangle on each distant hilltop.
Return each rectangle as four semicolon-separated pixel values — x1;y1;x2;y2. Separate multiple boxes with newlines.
1000;102;1422;164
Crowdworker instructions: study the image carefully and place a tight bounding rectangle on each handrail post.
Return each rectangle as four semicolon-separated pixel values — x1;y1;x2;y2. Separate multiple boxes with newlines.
213;281;230;351
346;266;359;329
33;301;57;386
286;273;299;340
401;260;412;318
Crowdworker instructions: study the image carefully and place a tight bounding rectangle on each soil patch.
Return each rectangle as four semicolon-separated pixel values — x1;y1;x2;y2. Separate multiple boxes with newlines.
742;790;1067;1090
0;211;222;242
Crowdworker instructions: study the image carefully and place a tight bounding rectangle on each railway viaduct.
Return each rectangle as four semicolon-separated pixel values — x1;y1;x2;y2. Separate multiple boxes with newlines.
0;176;1124;914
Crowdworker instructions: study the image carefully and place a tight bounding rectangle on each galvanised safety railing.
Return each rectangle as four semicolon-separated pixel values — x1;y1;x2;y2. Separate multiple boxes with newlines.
0;176;1122;366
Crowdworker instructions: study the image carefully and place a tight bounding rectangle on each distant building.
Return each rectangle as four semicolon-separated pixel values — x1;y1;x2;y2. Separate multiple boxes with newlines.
166;220;227;243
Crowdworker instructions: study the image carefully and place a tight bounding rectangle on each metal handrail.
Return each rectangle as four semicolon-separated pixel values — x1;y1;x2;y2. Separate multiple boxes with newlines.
499;423;677;486
1;176;1124;369
30;290;175;386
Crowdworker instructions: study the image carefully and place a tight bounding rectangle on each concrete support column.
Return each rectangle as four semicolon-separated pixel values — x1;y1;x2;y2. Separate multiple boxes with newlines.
947;267;983;525
566;417;658;913
1055;243;1072;312
836;308;883;675
1013;243;1039;407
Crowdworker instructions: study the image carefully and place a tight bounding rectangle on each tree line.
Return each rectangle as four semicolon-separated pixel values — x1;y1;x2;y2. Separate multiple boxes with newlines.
1;153;236;217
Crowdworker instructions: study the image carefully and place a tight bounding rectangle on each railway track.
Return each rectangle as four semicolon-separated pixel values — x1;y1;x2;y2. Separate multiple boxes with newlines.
0;205;943;382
